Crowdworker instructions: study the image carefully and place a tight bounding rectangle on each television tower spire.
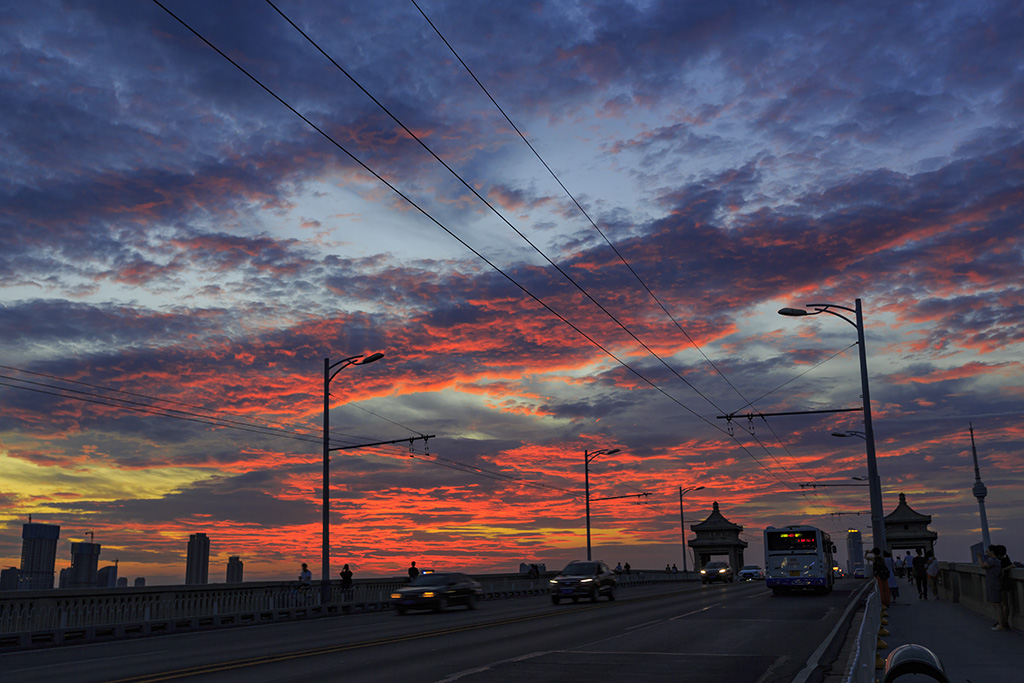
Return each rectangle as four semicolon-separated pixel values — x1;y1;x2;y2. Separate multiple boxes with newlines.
970;423;992;548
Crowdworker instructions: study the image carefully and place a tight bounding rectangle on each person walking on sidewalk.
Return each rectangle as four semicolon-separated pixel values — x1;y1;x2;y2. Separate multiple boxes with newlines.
866;547;891;607
912;548;929;599
885;550;900;602
925;552;940;599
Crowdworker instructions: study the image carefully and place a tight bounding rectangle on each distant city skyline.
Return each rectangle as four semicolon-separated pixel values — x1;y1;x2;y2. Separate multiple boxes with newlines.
1;1;1022;584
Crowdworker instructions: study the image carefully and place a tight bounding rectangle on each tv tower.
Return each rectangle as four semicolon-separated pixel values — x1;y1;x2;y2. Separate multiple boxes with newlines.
970;424;991;548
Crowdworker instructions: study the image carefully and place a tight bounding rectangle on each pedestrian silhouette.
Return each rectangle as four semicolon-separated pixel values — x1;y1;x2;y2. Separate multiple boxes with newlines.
408;561;420;581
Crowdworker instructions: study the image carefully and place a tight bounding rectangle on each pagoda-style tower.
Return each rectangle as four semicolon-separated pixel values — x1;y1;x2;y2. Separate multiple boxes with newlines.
688;501;748;574
883;493;938;556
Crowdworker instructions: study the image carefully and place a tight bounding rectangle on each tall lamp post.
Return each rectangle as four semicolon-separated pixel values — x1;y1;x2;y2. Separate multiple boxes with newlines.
679;485;704;573
779;299;886;552
322;352;384;605
584;447;620;561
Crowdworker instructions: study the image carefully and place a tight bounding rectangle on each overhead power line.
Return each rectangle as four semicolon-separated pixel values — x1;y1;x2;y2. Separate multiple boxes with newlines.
405;1;852;509
148;1;845;514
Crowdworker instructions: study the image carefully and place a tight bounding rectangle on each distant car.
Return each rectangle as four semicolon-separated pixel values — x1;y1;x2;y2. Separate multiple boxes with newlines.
737;564;765;581
391;572;483;614
832;566;846;579
549;560;617;604
701;561;734;584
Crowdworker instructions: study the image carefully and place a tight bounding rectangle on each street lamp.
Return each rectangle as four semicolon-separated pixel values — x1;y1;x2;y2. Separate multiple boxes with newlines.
779;299;886;552
322;352;384;605
584;447;620;561
679;485;704;573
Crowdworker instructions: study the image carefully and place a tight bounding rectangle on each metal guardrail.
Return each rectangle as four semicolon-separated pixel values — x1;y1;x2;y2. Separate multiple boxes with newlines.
0;570;690;649
842;583;881;683
842;561;1023;682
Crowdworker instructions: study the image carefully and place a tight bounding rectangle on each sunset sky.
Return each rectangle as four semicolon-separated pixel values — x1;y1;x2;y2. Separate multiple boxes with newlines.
2;0;1022;586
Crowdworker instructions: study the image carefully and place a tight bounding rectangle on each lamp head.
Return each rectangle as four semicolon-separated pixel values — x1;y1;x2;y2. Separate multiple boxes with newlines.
358;352;385;365
778;307;811;317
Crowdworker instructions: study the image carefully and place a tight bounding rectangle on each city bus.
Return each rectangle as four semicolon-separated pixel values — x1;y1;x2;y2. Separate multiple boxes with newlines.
764;525;837;595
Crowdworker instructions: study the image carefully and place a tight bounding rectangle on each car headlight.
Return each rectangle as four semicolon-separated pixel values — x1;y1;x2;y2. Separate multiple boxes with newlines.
549;579;559;584
390;593;401;599
580;578;593;583
700;569;706;574
719;568;727;573
422;591;435;598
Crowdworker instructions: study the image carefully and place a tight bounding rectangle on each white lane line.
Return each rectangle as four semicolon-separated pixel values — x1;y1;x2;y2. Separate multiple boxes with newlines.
790;581;873;683
433;650;549;683
669;603;721;620
626;619;664;631
4;651;168;674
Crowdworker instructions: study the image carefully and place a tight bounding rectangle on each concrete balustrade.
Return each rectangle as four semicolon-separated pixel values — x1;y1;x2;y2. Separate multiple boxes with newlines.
935;562;1023;630
840;562;1023;682
0;569;689;650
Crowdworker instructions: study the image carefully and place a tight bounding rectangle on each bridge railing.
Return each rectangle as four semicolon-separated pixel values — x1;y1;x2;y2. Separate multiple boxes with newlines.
935;561;1023;630
840;561;1023;682
0;569;691;648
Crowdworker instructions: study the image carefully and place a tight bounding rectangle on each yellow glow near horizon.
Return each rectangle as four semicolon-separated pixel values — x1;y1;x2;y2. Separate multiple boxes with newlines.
0;451;215;516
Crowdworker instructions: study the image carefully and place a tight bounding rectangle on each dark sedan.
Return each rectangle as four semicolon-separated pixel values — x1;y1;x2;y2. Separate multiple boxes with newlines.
390;572;483;614
701;561;734;584
549;560;617;604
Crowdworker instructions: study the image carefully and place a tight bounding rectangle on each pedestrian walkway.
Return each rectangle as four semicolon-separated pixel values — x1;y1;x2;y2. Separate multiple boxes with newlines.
878;593;1022;680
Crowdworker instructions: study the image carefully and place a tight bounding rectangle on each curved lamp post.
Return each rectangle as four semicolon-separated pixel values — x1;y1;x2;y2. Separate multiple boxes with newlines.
584;447;620;561
322;352;384;605
679;485;704;573
779;299;886;552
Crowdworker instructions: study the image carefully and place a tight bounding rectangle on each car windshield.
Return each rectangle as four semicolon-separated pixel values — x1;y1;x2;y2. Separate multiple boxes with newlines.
705;562;727;569
410;573;456;586
741;565;760;570
562;562;600;575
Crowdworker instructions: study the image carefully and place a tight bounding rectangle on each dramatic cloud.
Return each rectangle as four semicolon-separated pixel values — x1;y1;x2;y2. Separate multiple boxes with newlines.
1;0;1021;585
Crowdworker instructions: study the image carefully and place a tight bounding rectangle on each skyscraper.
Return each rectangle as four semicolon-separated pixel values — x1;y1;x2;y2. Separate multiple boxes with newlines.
97;561;118;588
226;556;243;583
185;533;210;585
19;522;60;590
846;529;864;575
64;541;102;589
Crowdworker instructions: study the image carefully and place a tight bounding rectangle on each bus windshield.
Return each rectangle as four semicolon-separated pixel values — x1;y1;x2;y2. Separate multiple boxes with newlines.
766;529;819;552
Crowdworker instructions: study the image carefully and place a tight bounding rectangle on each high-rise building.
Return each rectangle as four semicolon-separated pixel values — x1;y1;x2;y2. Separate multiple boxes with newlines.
64;541;102;589
226;556;243;583
846;529;864;574
1;566;22;591
185;533;210;585
116;577;128;588
134;577;146;587
19;522;60;590
97;561;118;588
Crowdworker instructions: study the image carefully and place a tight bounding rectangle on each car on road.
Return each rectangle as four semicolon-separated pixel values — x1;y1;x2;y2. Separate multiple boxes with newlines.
391;572;483;614
549;560;617;604
701;561;734;584
737;564;765;581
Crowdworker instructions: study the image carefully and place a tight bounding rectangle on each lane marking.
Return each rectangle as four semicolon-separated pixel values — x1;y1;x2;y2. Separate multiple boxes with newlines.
434;651;549;683
4;651;168;675
669;603;721;620
626;619;664;631
790;581;873;683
